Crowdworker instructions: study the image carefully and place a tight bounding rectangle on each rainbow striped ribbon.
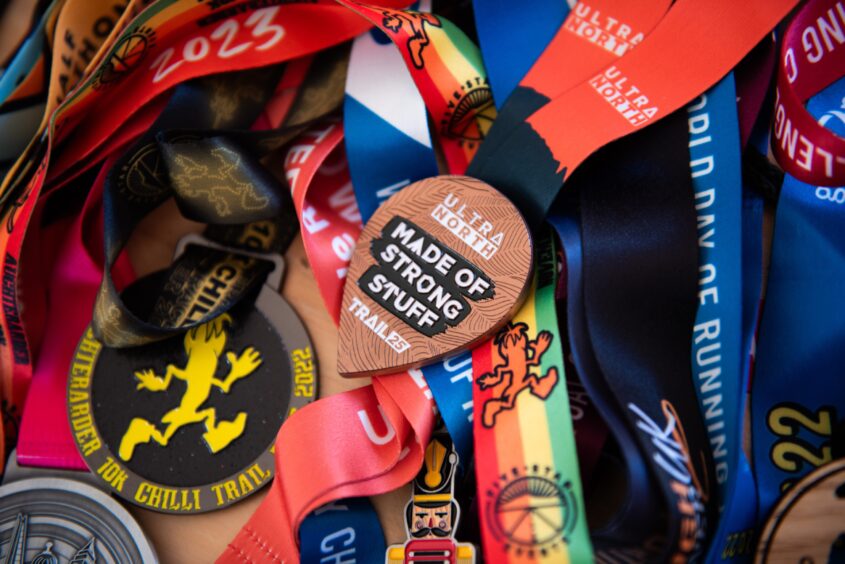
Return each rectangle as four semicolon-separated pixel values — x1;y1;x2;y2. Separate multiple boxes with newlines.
336;0;496;174
473;230;593;563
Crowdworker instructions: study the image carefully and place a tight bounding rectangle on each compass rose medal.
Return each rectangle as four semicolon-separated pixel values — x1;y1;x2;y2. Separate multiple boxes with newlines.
338;175;532;376
386;432;476;563
67;253;316;513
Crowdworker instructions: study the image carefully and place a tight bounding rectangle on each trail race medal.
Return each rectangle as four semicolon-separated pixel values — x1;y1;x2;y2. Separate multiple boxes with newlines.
0;476;157;563
338;175;532;377
67;253;316;513
386;432;476;564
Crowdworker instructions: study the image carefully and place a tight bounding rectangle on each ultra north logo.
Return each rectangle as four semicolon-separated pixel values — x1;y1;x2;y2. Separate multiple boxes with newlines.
476;322;559;428
485;466;578;557
119;314;261;461
69;296;314;513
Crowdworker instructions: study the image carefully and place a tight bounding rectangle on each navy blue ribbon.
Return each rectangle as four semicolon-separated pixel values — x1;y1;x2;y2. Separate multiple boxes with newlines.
567;110;718;560
549;211;663;552
299;498;386;564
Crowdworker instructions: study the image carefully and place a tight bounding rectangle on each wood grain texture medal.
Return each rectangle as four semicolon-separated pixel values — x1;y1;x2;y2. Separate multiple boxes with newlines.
338;175;532;377
755;459;845;563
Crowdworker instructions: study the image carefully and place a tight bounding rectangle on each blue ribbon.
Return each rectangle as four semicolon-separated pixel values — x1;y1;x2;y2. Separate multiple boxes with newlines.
343;24;438;223
420;352;473;463
299;498;386;564
705;184;766;561
471;0;570;108
752;75;845;524
0;2;53;161
685;72;759;564
549;211;663;549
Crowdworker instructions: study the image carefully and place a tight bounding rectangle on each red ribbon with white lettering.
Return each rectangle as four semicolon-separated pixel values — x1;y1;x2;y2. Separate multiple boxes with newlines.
285;121;362;322
771;0;845;186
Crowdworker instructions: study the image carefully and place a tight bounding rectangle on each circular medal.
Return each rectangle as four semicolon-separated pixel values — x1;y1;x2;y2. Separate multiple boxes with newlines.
756;460;845;563
68;281;316;514
0;476;157;563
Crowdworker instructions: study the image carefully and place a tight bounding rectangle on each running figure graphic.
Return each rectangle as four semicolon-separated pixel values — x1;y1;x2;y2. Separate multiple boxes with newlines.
476;322;559;428
119;314;262;461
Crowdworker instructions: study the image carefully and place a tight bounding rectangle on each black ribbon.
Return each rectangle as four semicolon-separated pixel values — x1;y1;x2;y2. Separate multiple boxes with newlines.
93;44;351;348
92;67;285;347
466;87;563;227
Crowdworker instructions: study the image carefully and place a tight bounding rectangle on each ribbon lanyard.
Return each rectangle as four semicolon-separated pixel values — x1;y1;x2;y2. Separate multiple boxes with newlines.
550;208;665;553
472;228;593;563
580;109;715;560
471;0;570;108
299;497;387;564
0;0;55;164
92;70;286;348
343;6;439;223
468;0;798;225
752;0;845;528
684;73;760;564
16;158;136;471
0;0;130;464
476;0;671;146
770;0;845;187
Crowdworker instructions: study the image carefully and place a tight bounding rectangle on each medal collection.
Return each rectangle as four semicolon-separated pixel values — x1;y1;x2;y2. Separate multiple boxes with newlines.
0;0;842;562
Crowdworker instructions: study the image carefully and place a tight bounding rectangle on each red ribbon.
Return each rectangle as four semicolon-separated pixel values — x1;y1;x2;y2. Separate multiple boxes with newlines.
771;0;845;186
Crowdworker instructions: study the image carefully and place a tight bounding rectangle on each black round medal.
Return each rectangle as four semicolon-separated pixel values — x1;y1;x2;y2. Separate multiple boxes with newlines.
68;279;316;514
